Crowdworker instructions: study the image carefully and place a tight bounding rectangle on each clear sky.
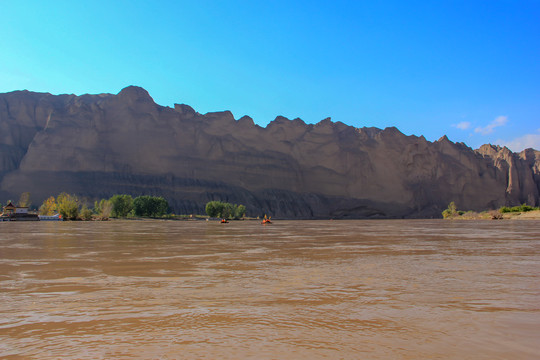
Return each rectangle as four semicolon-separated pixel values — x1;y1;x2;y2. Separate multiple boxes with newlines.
2;0;539;151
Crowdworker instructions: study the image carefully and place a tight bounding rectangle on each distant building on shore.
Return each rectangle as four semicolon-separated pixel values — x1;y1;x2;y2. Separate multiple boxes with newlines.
1;201;39;221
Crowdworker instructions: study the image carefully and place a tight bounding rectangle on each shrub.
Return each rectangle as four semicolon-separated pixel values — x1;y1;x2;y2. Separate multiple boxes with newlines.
500;204;538;213
518;204;535;212
442;202;458;219
80;206;93;221
95;199;113;219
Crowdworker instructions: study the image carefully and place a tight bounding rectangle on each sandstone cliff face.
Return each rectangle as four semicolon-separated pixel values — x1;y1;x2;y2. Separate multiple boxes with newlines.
0;86;538;218
476;145;540;206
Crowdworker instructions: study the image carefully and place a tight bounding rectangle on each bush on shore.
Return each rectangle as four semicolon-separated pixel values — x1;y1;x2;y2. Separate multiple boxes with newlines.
500;204;539;213
442;202;458;219
205;201;246;219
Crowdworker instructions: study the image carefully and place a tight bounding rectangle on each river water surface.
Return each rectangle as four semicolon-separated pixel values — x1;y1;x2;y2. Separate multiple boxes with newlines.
1;220;539;359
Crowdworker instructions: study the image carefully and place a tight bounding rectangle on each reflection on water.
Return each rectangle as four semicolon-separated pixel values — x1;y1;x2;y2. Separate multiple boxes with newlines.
1;220;539;359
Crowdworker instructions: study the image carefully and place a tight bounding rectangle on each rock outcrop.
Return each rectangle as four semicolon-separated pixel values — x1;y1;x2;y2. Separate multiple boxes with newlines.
1;86;538;218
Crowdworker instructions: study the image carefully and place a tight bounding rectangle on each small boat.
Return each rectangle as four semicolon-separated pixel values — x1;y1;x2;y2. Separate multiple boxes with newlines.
221;219;229;223
38;214;62;221
261;215;272;224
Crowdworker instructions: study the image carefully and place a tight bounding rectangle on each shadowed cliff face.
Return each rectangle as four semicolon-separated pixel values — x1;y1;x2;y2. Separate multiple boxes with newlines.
1;86;539;218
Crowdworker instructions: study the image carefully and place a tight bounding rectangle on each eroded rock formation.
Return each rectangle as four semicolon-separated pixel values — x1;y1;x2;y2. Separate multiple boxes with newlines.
1;86;538;218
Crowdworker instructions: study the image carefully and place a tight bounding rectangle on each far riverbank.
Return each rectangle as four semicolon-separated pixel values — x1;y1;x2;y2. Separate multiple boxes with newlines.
445;209;540;220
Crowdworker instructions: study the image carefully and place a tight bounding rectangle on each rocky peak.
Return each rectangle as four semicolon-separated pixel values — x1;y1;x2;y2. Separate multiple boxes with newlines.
237;115;255;127
268;115;291;126
520;148;540;162
374;126;404;141
316;117;332;125
437;135;450;143
174;103;197;118
117;85;154;104
357;127;383;139
477;144;515;161
267;116;308;131
204;110;235;122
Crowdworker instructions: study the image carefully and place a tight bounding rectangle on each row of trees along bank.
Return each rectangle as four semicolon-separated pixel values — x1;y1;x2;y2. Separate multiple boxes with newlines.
442;201;539;219
38;193;169;220
5;193;248;221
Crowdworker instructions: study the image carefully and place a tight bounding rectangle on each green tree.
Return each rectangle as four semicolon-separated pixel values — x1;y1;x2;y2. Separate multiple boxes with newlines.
222;202;235;219
234;204;246;219
109;194;133;218
39;196;57;215
133;196;169;217
56;193;80;220
205;201;222;218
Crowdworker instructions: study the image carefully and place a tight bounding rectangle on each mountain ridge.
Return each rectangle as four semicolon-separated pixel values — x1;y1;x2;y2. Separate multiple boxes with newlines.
1;86;538;218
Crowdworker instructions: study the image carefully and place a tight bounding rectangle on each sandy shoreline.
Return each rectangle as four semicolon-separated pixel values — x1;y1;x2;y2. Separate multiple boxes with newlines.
504;210;540;219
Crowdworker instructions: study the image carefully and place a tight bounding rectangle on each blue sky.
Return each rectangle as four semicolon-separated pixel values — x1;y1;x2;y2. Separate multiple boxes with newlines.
2;0;539;151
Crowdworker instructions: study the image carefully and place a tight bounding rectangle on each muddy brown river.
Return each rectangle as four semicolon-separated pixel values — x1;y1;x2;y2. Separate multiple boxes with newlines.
1;220;539;359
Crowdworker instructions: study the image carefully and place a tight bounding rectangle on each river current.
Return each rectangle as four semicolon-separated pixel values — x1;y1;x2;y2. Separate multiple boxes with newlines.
1;220;539;359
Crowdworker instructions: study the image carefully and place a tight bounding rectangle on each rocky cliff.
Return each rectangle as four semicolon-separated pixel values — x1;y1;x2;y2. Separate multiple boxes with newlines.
1;86;538;218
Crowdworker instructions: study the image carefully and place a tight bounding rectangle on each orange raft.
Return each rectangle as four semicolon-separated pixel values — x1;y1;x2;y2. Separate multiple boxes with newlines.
261;215;272;224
